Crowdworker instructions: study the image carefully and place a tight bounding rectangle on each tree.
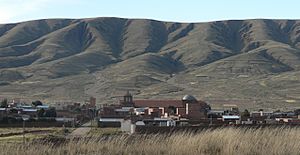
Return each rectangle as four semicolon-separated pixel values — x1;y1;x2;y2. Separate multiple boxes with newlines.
74;107;81;113
274;109;281;113
241;109;250;118
9;108;18;114
37;108;45;117
32;100;43;107
0;99;8;108
294;109;300;115
44;108;57;117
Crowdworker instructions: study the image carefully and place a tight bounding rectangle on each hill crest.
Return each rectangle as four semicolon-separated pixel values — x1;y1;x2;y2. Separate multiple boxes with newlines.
0;17;300;108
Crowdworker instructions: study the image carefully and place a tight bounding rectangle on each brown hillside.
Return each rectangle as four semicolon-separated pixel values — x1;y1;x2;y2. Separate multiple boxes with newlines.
0;17;300;108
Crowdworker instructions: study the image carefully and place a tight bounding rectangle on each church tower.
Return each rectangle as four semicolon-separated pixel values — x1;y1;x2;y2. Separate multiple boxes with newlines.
122;91;134;107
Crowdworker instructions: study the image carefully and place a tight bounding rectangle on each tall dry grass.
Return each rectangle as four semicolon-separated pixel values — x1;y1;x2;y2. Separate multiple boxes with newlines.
1;127;300;155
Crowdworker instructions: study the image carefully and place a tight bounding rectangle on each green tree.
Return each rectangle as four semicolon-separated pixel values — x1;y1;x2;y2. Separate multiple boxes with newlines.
241;109;250;118
0;99;8;108
32;100;43;107
37;108;45;117
294;109;300;115
274;109;281;113
45;108;57;117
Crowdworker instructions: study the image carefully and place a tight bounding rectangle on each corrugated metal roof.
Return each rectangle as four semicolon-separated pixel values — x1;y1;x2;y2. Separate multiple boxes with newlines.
154;118;174;121
251;111;273;114
36;105;49;109
55;118;75;121
99;118;124;122
22;109;37;112
222;115;240;119
22;106;33;108
115;109;130;112
208;110;224;113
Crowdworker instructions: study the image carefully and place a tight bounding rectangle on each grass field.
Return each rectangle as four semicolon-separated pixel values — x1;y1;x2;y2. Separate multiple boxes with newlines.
0;127;59;135
0;127;73;144
87;127;121;136
0;127;300;155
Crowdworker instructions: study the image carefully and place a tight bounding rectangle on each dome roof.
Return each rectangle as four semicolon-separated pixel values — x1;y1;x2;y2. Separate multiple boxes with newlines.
182;95;197;101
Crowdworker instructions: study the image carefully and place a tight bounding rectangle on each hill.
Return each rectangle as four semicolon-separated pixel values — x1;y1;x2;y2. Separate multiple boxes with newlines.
0;17;300;108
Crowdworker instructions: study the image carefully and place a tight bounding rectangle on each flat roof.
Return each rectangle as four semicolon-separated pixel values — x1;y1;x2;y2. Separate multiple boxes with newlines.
22;109;37;112
99;118;124;122
222;115;240;119
223;104;238;107
55;118;75;121
22;106;33;108
208;110;224;113
36;105;49;108
154;118;174;121
115;109;130;112
251;111;273;113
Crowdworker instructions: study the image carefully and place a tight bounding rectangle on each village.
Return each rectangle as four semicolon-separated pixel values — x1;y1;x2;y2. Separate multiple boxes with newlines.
1;92;300;133
98;91;300;133
0;97;97;128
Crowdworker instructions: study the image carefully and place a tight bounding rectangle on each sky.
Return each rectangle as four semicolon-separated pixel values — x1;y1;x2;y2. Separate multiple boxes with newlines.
0;0;300;24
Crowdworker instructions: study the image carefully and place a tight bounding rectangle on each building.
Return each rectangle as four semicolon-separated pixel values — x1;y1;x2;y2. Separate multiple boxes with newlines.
0;108;6;121
222;104;239;115
241;118;253;125
98;92;211;127
98;118;124;127
90;97;96;107
207;110;225;118
251;110;273;117
21;109;38;117
121;119;136;134
36;105;50;110
142;118;176;127
222;115;240;124
120;92;211;120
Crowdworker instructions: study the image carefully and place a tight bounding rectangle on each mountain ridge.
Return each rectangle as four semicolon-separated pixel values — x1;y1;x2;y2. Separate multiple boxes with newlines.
0;17;300;109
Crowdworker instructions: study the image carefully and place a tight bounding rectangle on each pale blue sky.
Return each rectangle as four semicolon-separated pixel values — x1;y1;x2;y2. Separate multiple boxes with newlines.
0;0;299;24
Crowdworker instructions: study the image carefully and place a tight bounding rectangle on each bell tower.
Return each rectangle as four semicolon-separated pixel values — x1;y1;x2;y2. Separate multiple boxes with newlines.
122;91;134;107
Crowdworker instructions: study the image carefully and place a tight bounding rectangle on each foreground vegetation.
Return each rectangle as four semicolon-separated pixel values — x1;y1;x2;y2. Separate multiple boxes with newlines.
0;127;72;144
1;127;300;155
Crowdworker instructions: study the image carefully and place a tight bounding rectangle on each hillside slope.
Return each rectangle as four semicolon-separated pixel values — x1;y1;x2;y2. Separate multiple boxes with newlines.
0;17;300;108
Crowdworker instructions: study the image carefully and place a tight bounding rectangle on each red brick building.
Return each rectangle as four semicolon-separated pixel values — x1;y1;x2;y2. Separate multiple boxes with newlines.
120;91;210;120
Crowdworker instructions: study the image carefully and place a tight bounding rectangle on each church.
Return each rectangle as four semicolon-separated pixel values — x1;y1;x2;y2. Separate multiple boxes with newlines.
120;91;211;120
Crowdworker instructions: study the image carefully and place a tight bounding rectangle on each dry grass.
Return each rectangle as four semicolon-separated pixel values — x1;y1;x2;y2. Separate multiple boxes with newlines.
0;127;60;135
87;127;121;136
1;127;300;155
0;127;73;145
